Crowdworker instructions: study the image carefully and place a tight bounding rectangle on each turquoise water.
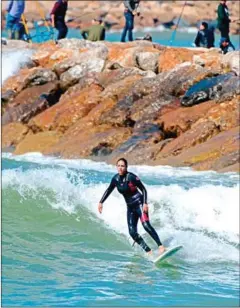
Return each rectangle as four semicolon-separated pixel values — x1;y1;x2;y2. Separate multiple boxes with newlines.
2;153;240;306
2;26;240;48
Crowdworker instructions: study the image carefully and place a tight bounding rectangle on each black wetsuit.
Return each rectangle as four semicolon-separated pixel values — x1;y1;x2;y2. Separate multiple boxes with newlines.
99;172;162;252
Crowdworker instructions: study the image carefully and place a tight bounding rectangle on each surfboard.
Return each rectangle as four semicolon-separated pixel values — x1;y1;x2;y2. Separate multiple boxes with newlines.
153;245;183;265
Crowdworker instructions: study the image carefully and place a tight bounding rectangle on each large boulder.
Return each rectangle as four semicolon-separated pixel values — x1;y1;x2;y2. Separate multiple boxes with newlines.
156;100;215;137
46;124;132;159
135;51;160;73
107;44;161;69
2;122;29;149
192;49;223;71
222;51;240;76
60;58;105;89
158;47;203;72
156;126;240;172
14;131;63;155
2;82;60;125
181;73;236;107
29;83;103;133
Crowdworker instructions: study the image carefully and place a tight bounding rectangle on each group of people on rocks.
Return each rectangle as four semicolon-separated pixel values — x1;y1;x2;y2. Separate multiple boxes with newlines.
4;0;236;53
194;0;235;53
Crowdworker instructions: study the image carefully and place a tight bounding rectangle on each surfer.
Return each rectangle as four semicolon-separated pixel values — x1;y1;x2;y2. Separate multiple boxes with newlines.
98;158;166;255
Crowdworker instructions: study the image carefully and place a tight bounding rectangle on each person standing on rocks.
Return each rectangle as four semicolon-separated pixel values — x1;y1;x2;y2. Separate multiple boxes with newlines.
5;0;25;40
81;18;106;42
121;0;140;42
50;0;68;41
217;0;235;50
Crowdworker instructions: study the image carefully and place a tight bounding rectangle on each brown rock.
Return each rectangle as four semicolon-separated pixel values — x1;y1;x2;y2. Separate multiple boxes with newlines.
46;124;132;159
2;67;57;95
135;51;160;73
31;46;75;68
2;123;29;148
2;67;32;94
107;44;161;69
29;84;103;133
156;101;215;137
100;74;143;101
158;120;220;158
2;82;60;125
98;67;152;88
158;47;203;72
154;126;240;172
199;96;240;132
193;49;223;71
14;131;63;155
221;51;240;76
59;58;105;89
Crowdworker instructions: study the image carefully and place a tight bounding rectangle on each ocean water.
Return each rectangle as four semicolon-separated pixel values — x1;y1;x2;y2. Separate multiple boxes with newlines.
1;153;240;306
1;26;240;48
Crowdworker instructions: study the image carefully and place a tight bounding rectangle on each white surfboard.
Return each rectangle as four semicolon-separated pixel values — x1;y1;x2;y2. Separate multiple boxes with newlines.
153;245;183;265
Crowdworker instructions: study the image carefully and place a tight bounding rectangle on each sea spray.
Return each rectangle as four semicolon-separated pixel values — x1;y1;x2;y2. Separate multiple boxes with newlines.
2;154;240;306
2;154;239;263
2;49;34;84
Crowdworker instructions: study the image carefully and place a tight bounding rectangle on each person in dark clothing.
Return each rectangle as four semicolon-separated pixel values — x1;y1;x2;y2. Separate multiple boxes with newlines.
98;158;166;255
217;0;235;50
194;22;215;48
81;18;105;42
220;37;235;54
50;0;68;40
121;0;140;42
208;25;215;48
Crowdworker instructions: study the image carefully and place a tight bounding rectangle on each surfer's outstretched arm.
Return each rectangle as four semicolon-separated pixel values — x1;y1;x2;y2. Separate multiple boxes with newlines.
99;178;116;203
98;178;116;213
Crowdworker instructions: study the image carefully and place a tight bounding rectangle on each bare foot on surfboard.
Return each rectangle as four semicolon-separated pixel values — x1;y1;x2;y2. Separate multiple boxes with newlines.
147;250;153;256
158;245;166;255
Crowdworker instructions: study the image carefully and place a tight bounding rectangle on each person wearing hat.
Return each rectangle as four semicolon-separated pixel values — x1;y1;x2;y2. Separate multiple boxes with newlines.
81;18;105;42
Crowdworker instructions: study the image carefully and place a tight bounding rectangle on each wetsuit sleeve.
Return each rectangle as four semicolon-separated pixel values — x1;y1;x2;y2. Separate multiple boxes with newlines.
99;177;116;203
131;173;147;204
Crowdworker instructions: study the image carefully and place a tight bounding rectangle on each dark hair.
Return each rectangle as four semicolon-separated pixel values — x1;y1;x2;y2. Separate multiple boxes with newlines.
116;158;128;168
202;22;208;29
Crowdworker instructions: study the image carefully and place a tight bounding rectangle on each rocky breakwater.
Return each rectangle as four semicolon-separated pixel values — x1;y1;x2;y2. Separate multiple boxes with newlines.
2;39;240;172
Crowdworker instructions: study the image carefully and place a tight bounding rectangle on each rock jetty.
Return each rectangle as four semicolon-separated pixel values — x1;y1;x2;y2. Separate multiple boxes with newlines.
2;39;239;172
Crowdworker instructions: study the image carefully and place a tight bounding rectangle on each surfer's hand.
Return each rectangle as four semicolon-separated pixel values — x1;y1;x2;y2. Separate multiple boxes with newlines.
98;203;103;214
143;203;148;213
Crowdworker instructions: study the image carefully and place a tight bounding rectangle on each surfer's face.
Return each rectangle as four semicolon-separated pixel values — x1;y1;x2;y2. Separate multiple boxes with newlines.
117;160;127;175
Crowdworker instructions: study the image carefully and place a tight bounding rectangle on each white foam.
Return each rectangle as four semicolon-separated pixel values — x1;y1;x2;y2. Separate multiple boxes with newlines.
3;152;239;180
1;49;34;84
2;161;239;263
